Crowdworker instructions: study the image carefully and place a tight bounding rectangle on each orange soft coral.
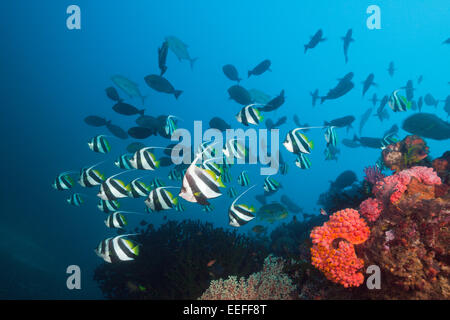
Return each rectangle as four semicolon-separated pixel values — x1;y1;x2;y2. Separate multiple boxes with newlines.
359;198;384;222
310;209;370;288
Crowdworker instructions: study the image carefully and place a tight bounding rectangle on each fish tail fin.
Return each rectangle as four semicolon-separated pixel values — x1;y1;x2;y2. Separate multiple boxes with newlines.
190;58;198;70
353;134;359;142
320;97;326;104
174;90;183;100
139;109;145;116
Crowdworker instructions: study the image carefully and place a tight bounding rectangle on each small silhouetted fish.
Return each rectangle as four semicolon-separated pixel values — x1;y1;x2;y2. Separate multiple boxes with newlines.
403;80;415;101
158;41;169;76
304;29;326;53
310;89;319;107
418;96;423;111
248;59;271;78
387;61;395;77
84;115;107;127
362;73;376;96
259;90;285;112
128;126;154;139
222;64;241;83
105;87;122;102
424;93;439;107
127;142;146;154
330;170;357;190
417;75;423;84
144;74;183;99
442;38;450;45
354;135;383;149
342;29;354;63
324;115;355;131
342;138;360;148
209;117;231;132
369;93;379;106
321;73;354;103
136;115;159;136
113;102;145;116
227;85;252;105
106;122;128;139
359;108;373;135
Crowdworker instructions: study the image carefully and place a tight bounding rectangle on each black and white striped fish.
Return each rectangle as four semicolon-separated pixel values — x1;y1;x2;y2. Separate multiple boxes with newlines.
179;145;226;205
150;177;165;189
202;204;214;212
79;163;105;187
127;178;150;198
295;153;312;169
197;141;216;160
53;171;75;190
223;139;248;160
98;172;130;200
130;147;161;170
104;212;128;229
237;170;250;186
202;158;223;178
165;115;178;136
324;126;338;147
97;199;120;213
115;154;134;170
263;176;281;193
381;133;398;149
88;135;111;154
95;235;140;263
283;128;314;154
236;104;264;126
67;193;83;206
279;163;288;175
228;186;256;227
144;187;179;211
388;89;411;112
174;202;185;212
227;186;238;198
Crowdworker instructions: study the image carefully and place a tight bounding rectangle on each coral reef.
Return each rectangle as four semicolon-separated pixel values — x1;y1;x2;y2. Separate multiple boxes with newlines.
359;165;449;299
199;255;296;300
363;165;386;186
382;135;430;172
359;198;383;222
94;220;268;299
310;209;370;288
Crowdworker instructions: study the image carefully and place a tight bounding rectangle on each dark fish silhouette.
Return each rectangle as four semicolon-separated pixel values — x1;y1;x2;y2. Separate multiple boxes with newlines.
442;38;450;44
330;170;357;190
209;117;231;132
106;122;128;139
144;74;183;99
359;108;373;135
387;61;395;77
128;126;154;139
342;138;360;148
113;102;144;116
105;87;122;102
353;135;383;149
324;115;355;132
84;115;107;127
227;85;252;105
259;90;285;112
321;73;354;103
417;96;423;111
222;64;241;83
342;29;354;63
369;93;379;106
362;73;376;96
424;93;439;107
310;89;319;106
402;113;450;140
304;29;326;53
402;80;415;101
158;41;169;76
248;59;271;78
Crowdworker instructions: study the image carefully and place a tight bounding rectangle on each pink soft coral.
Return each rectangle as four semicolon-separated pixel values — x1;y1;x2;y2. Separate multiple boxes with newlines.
359;198;384;222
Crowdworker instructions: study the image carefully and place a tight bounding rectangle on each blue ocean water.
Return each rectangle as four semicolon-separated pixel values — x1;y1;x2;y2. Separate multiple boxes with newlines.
0;0;448;299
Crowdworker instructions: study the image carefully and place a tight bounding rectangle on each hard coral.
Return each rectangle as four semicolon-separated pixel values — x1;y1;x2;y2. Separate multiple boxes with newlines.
382;135;430;172
310;209;370;288
199;255;296;300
